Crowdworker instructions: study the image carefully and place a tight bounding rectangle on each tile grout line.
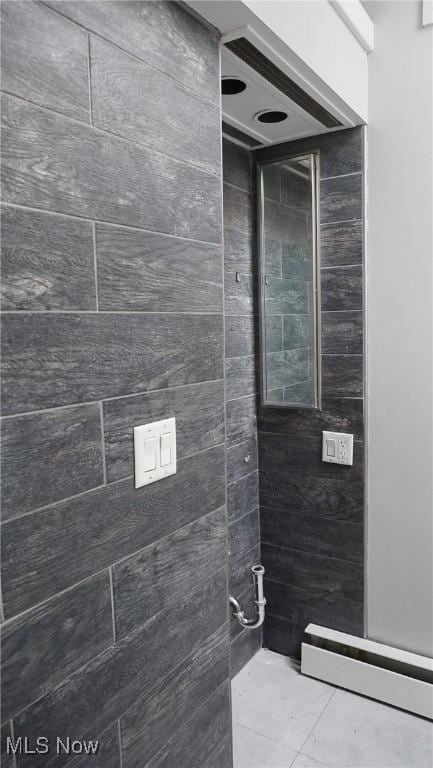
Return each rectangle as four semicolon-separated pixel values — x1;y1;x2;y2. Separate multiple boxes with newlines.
98;402;107;485
117;719;124;768
87;33;93;126
109;567;117;644
92;221;99;311
296;688;338;757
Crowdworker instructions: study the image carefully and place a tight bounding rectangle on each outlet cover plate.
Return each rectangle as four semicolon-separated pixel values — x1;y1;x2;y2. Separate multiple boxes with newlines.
322;431;353;466
134;417;176;488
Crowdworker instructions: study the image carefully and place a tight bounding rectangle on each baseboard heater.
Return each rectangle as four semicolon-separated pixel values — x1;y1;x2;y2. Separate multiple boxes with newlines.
301;624;433;720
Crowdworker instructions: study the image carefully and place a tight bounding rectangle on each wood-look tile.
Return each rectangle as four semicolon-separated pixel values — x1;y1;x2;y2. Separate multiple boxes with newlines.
1;404;104;521
264;238;283;277
258;397;364;440
259;468;363;525
259;432;364;483
1;207;96;311
224;228;256;275
113;507;227;638
229;509;260;562
70;722;120;768
227;472;259;525
320;220;363;267
223;139;252;193
227;435;258;484
231;629;261;678
1;445;225;618
12;570;227;768
283;380;313;405
321;174;363;224
281;242;312;281
1;313;223;415
224;272;257;315
96;224;222;312
120;625;229;768
225;315;257;359
45;0;220;104
322;354;363;397
265;578;364;637
262;164;281;203
223;184;253;236
281;170;310;209
91;37;220;175
322;311;363;354
321;266;363;311
265;277;309;315
1;0;89;121
263;615;306;660
261;543;363;604
1;95;221;243
103;380;224;482
145;681;232;768
226;395;257;447
266;349;309;390
1;572;113;722
229;544;261;601
225;356;257;401
1;722;14;768
265;315;283;353
261;507;364;563
283;314;313;350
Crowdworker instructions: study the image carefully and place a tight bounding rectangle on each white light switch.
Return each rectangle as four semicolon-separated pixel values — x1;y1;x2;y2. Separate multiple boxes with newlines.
134;418;176;488
322;431;353;466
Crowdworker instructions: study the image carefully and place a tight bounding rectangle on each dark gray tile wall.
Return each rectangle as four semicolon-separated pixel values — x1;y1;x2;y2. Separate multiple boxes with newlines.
1;4;232;767
256;128;365;658
223;139;262;671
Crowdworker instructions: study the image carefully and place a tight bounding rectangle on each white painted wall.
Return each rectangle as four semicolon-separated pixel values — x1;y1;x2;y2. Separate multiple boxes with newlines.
366;1;433;657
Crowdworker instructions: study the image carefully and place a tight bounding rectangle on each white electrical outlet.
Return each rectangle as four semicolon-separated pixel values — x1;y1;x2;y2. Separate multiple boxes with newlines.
322;431;353;466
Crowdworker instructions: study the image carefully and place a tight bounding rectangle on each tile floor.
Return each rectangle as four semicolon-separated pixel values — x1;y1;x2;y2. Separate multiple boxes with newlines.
232;649;433;768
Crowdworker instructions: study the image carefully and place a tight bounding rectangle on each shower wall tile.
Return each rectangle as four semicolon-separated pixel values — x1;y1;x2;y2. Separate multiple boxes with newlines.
1;722;14;768
263;615;305;660
96;224;222;313
282;314;312;350
145;681;232;768
226;356;257;401
224;272;256;315
260;432;363;482
266;349;309;390
0;0;90;121
322;311;363;354
225;315;257;358
1;313;223;414
223;138;253;193
112;506;227;638
231;629;262;678
1;404;104;521
320;220;363;267
1;572;113;722
227;435;258;486
227;472;259;525
2;445;225;619
321;173;363;224
44;0;220;104
258;396;364;440
91;37;220;175
0;207;96;311
229;544;261;598
223;183;253;235
226;396;257;446
224;229;256;274
12;571;227;768
321;265;363;311
1;3;228;764
265;315;283;353
120;625;229;768
1;94;221;243
103;380;225;482
322;354;363;397
229;509;260;563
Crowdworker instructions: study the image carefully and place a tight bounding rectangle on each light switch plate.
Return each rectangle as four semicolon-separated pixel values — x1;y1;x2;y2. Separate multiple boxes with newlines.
322;431;353;466
134;417;176;488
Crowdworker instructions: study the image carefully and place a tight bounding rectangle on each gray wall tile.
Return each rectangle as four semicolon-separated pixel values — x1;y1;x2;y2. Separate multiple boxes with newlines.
13;571;227;768
45;1;220;104
1;0;89;121
229;509;260;562
225;315;257;359
230;629;261;678
226;396;257;446
1;572;113;721
322;354;363;397
1;207;96;311
322;311;363;354
321;265;363;311
103;381;224;482
223;184;253;236
227;435;258;485
90;37;220;175
226;356;257;401
258;397;364;440
227;472;259;525
263;615;305;660
1;404;104;520
320;220;363;267
265;315;283;353
145;681;232;768
96;223;222;313
224;272;256;315
266;349;309;390
2;95;221;243
113;507;227;638
283;314;312;350
1;722;14;768
224;228;256;275
229;544;261;600
2;313;223;414
2;445;225;617
120;625;229;768
70;722;121;768
222;139;252;193
265;277;309;315
321;173;363;224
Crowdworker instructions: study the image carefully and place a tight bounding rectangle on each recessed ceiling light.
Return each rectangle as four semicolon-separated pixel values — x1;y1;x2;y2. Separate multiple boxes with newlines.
255;110;288;124
221;77;247;95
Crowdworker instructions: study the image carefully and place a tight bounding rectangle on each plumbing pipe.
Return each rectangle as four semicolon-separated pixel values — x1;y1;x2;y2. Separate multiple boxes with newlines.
229;564;266;630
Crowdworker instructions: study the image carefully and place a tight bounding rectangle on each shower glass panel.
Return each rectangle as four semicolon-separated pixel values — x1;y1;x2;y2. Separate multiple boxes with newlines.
258;152;320;408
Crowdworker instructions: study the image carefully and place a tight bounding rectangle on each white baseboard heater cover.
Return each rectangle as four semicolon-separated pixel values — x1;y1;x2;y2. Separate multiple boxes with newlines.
301;624;433;720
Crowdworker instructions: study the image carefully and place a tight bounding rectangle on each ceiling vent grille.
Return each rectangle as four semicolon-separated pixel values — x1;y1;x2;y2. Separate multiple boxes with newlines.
224;37;341;129
222;120;261;148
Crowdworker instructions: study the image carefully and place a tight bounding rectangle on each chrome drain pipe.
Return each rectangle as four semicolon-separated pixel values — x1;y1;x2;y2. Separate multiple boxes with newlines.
229;564;266;630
